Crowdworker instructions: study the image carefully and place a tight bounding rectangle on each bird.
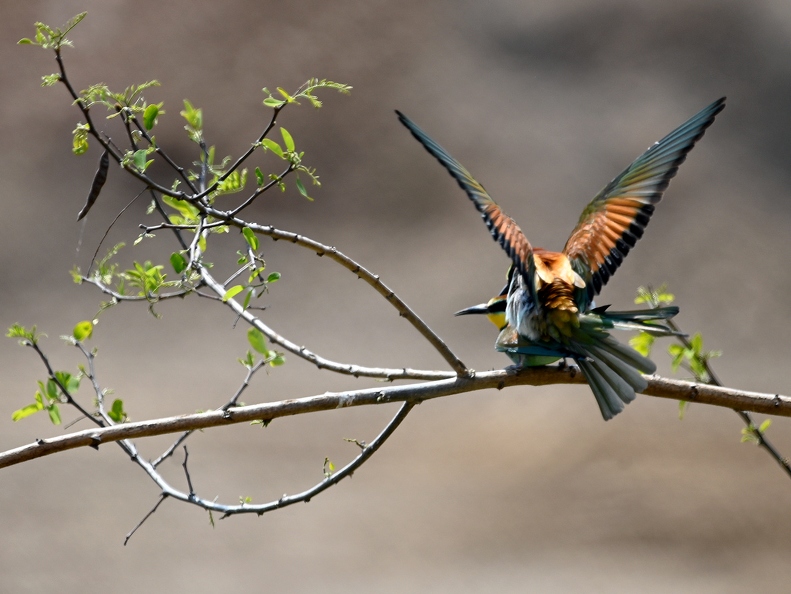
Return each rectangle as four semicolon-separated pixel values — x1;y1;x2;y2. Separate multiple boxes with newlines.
396;98;725;420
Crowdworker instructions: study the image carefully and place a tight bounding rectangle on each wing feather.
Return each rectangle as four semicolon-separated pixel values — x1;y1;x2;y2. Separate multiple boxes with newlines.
396;111;534;281
564;98;725;306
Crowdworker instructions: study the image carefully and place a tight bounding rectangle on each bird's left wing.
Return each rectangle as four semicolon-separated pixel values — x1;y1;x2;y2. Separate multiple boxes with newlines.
563;98;725;307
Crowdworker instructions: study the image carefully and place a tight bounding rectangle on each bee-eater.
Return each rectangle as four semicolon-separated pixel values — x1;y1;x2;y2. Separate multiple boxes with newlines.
397;98;725;419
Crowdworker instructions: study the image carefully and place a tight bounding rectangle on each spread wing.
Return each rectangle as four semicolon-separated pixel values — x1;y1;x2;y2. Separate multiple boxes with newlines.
396;110;534;282
563;98;726;307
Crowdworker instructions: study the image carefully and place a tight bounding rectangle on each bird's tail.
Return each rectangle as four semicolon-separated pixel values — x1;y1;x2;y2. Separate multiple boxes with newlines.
572;314;664;420
591;305;683;336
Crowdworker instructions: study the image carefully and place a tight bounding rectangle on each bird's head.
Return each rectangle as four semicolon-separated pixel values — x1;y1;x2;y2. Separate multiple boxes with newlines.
454;294;508;330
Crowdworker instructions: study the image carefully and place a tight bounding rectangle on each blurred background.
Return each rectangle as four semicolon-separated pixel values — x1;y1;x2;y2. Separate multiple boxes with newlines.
2;0;791;591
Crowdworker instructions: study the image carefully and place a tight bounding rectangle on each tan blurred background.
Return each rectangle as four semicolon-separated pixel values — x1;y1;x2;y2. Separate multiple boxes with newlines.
2;0;791;591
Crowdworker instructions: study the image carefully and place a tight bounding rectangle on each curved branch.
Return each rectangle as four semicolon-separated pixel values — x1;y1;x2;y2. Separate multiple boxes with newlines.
197;213;470;375
2;370;788;470
220;401;414;518
198;265;456;381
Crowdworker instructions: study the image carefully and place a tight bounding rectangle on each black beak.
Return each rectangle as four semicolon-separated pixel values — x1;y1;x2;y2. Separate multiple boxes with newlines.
454;303;489;316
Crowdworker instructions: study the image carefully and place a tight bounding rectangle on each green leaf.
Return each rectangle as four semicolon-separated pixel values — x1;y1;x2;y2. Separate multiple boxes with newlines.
295;177;312;200
238;350;255;369
72;320;93;341
280;127;295;152
629;332;654;357
270;355;286;367
242;227;259;251
72;123;90;155
12;403;43;422
263;97;286;109
108;399;126;423
223;285;244;302
6;324;41;345
162;195;200;220
170;252;187;273
255;167;265;186
323;457;335;477
759;418;772;433
266;272;281;283
133;149;148;171
741;426;759;444
41;74;61;87
247;328;267;354
656;291;675;304
668;344;686;372
143;104;159;130
678;400;689;420
690;333;703;354
48;404;61;426
261;139;284;158
216;169;247;195
45;379;58;401
242;289;253;311
180;99;202;130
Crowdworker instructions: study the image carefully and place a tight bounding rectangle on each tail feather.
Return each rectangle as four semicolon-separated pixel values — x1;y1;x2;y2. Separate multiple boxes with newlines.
571;323;655;421
596;335;656;375
576;358;628;421
585;342;650;390
591;305;682;336
595;305;679;320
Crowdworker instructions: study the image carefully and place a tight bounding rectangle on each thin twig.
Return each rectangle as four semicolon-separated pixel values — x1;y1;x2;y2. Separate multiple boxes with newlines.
193;221;469;376
229;164;293;216
193;104;284;201
87;187;147;274
198;265;455;380
152;359;266;468
124;494;168;546
666;317;791;478
28;342;102;427
222;402;414;518
182;446;195;497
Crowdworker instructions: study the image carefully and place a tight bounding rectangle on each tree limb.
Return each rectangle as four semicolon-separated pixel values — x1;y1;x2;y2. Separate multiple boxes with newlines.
2;369;788;470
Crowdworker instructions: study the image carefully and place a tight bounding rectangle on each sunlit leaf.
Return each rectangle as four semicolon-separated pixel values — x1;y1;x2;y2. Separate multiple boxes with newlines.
242;227;259;251
247;327;267;354
170;252;187;273
72;320;93;341
280;127;295;152
222;285;244;302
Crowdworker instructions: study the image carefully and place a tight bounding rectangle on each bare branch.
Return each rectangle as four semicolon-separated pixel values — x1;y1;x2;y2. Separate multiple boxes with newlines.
124;494;168;546
194;219;469;375
198;265;456;381
221;401;414;518
2;370;789;470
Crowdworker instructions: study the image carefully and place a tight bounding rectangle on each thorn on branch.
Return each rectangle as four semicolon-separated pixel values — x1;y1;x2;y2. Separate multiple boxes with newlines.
89;434;101;450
